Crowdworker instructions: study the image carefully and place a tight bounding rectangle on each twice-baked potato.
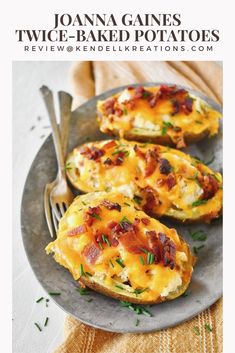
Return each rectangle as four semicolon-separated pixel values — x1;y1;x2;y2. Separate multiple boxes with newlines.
46;192;195;304
66;140;222;223
97;85;221;148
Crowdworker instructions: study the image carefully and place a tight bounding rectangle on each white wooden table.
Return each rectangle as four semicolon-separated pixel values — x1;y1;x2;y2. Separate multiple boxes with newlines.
13;61;74;353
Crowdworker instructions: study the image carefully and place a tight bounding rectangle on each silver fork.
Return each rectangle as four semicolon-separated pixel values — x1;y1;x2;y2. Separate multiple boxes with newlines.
40;86;74;237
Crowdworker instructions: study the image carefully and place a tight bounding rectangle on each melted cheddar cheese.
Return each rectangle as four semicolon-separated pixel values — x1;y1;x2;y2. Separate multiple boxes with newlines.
46;192;195;302
66;140;223;222
97;86;221;147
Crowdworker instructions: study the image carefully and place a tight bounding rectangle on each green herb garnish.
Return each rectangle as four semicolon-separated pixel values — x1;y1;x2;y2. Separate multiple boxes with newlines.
163;121;174;128
48;292;61;296
192;199;208;207
76;287;90;295
120;301;153;317
133;195;143;205
44;317;49;327
133;288;148;295
120;216;132;224
161;126;168;136
140;248;148;255
98;242;104;250
182;290;191;297
147;252;155;265
195;120;203;124
139;255;145;265
102;234;110;246
85;272;92;277
116;258;125;268
80;264;86;276
204;323;213;332
143;91;152;98
65;162;72;171
124;202;131;207
135;318;140;326
109;259;114;268
36;297;44;303
188;229;207;241
193;326;200;336
193;245;205;255
123;108;128;115
82;201;87;206
115;284;124;290
91;213;102;220
34;322;42;332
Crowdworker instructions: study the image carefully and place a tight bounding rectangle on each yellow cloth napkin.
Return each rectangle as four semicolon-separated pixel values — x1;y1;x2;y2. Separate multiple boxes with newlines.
54;61;222;353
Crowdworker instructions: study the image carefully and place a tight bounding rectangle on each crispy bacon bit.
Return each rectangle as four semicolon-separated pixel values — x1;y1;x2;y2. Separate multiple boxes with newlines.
103;98;116;115
103;140;117;149
143;187;159;213
159;233;176;269
182;97;193;114
115;108;123;117
103;157;113;166
113;151;125;166
101;200;121;212
80;146;104;161
144;149;159;177
159;158;172;175
156;178;165;187
166;174;176;190
141;217;150;225
107;220;118;229
148;93;158;108
146;231;176;269
67;224;87;236
82;243;100;264
84;206;101;226
133;144;145;159
199;174;219;200
78;280;86;288
133;86;145;99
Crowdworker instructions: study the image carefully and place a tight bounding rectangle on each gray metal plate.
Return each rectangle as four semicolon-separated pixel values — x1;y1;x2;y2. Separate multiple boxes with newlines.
21;83;222;333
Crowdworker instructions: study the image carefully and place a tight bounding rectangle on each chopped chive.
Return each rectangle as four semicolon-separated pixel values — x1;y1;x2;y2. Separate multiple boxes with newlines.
161;126;168;136
65;162;72;171
120;216;132;224
91;213;101;220
135;318;140;326
115;284;124;290
85;272;92;277
147;252;154;265
192;199;208;207
48;292;61;296
123;108;128;115
76;287;90;295
163;121;174;128
81;201;87;206
44;317;49;327
109;259;114;268
116;258;125;268
80;264;86;276
102;234;110;247
188;229;207;241
188;171;198;180
140;247;148;255
205;155;215;166
133;288;148;295
98;242;104;250
133;195;143;205
182;290;191;297
193;326;200;336
34;322;42;332
139;255;145;265
142;308;153;317
195;120;203;124
204;323;213;332
36;297;44;303
143;91;152;98
124;202;131;207
193;245;205;255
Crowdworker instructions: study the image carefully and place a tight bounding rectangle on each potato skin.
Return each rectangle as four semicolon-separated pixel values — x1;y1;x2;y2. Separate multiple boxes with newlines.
99;125;210;147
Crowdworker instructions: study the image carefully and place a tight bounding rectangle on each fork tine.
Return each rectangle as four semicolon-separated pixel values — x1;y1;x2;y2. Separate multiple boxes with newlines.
50;197;62;221
58;203;66;218
44;184;56;238
52;209;59;233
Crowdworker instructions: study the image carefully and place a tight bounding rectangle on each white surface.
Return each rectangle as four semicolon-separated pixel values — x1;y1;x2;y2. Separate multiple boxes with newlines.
12;62;74;353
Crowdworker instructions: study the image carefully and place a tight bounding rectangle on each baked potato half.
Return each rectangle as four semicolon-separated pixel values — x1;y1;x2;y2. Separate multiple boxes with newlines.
46;192;195;304
66;140;222;223
97;85;221;148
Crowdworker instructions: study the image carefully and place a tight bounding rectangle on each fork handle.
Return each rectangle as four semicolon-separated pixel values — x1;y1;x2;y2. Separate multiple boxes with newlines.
58;91;73;158
40;85;65;178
